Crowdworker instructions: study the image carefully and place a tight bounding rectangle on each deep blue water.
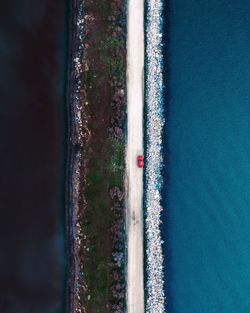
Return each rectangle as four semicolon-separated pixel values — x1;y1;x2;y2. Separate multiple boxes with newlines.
162;1;250;312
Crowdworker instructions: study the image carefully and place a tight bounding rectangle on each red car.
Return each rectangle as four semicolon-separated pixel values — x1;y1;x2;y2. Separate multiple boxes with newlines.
137;155;144;168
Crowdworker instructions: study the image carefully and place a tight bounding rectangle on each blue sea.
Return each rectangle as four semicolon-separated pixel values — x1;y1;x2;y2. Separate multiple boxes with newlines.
162;0;250;312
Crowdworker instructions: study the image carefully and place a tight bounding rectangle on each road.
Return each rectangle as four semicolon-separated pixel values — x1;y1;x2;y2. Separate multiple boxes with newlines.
126;0;145;312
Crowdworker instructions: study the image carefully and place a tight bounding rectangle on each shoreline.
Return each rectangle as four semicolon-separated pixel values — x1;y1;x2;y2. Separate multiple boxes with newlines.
66;1;88;312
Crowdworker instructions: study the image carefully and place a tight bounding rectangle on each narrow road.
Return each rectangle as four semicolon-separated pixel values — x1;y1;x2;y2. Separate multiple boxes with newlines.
126;0;145;312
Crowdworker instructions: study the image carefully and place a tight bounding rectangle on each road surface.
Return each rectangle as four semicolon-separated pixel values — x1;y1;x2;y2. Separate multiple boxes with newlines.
126;0;145;312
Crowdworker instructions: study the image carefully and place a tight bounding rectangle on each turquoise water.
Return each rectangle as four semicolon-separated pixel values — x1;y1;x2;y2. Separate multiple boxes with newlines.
162;0;250;312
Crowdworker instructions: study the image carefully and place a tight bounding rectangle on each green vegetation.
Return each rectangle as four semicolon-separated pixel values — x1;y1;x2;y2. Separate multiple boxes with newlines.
80;1;126;312
109;139;125;178
83;138;124;311
84;71;94;88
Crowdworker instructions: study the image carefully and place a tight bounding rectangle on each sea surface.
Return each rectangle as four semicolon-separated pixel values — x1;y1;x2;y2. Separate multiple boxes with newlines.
162;0;250;312
0;1;68;312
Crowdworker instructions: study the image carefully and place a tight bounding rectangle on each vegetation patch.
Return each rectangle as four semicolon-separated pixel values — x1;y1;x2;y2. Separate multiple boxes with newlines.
77;0;127;312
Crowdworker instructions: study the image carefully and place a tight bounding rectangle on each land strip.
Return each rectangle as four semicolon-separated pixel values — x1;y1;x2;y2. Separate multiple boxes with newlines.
67;0;127;312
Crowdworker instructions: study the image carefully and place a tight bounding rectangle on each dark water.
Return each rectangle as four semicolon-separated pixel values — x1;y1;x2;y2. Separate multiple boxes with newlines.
162;0;250;312
0;1;68;312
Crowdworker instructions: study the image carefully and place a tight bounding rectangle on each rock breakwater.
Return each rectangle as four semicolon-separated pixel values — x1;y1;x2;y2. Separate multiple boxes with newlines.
145;0;165;312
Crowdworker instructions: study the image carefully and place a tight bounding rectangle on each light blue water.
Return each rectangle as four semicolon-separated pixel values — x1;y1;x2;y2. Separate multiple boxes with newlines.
162;1;250;312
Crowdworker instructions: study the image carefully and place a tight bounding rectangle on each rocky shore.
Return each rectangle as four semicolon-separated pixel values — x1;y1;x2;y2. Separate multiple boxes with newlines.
66;0;127;312
66;1;88;312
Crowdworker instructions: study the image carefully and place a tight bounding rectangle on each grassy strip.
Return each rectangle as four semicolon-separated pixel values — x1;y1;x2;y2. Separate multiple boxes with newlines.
80;0;126;312
83;139;124;311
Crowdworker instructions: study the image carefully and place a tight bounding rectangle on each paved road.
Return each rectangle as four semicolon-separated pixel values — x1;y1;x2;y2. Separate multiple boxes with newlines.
126;0;145;312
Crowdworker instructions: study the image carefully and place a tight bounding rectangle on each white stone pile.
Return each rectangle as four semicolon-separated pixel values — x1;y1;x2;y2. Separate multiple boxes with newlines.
145;0;165;313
